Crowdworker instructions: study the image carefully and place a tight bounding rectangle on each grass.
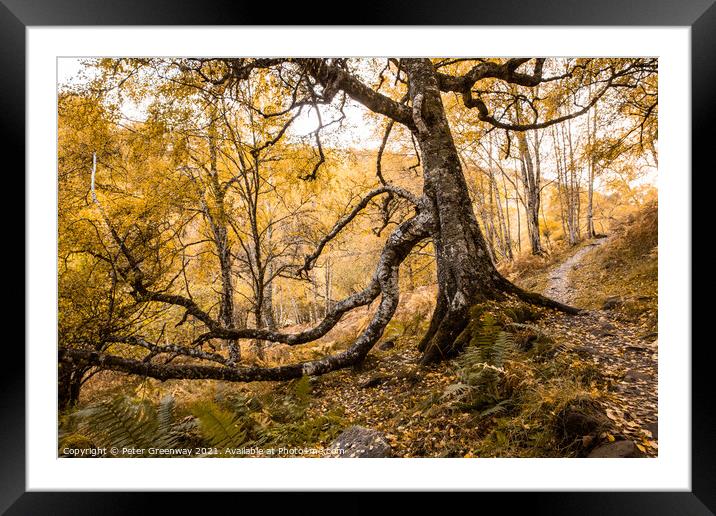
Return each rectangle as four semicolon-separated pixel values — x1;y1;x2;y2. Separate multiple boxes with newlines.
570;201;657;332
500;240;595;294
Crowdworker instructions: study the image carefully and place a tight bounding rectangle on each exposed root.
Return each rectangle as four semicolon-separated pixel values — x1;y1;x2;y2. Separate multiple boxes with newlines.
500;278;583;315
419;306;470;365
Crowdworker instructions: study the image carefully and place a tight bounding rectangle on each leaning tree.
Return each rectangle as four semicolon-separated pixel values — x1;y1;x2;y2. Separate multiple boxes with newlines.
60;57;657;382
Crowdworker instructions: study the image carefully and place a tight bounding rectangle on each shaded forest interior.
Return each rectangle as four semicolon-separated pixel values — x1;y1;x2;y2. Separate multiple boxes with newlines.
58;57;657;458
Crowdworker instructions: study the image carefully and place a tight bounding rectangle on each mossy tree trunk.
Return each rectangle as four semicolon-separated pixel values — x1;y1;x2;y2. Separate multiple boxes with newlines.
402;59;511;363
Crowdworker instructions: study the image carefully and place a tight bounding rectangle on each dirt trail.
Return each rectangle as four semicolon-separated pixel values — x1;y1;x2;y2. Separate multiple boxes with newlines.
539;237;659;455
544;238;608;304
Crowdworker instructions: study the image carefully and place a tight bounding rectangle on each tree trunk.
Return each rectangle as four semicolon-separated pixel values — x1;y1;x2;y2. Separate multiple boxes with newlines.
262;280;276;330
565;118;581;245
206;128;240;363
586;102;597;238
489;158;512;261
516;129;544;256
324;257;333;317
515;185;522;253
403;59;580;363
58;361;85;411
473;172;498;263
500;167;514;260
403;59;513;363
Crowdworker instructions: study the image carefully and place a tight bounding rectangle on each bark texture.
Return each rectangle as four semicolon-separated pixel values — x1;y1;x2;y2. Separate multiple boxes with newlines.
403;59;515;363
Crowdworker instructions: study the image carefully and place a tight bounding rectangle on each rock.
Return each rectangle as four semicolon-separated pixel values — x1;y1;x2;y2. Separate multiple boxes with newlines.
602;296;623;310
328;426;392;458
378;339;396;351
515;330;539;351
624;369;650;382
588;440;644;458
359;374;390;388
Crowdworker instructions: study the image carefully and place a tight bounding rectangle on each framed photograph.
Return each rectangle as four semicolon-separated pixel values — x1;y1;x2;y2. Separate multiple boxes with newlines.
7;0;711;512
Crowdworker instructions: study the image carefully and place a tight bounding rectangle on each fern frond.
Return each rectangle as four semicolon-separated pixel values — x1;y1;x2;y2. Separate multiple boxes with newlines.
153;395;180;448
479;400;510;419
191;400;247;448
78;395;156;452
443;310;516;414
292;375;312;406
157;395;175;433
440;382;472;402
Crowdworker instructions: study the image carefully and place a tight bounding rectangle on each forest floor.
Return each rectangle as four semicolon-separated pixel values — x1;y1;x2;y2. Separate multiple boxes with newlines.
259;203;658;457
304;211;658;457
74;203;658;459
535;226;659;455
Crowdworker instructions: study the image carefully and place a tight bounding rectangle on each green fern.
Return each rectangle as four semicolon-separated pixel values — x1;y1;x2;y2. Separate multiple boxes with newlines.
59;394;202;456
74;395;158;453
442;310;514;415
191;400;248;449
292;375;312;406
154;395;182;448
264;376;313;423
478;399;510;419
157;395;175;434
255;412;344;449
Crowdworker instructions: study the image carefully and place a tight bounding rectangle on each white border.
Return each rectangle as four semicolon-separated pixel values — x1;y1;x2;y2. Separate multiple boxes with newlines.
27;27;691;491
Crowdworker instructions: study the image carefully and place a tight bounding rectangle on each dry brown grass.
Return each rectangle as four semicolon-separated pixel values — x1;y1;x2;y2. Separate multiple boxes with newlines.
499;241;591;293
570;201;657;331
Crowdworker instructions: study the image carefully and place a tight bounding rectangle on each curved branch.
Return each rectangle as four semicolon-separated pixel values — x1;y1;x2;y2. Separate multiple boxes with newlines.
65;265;404;383
462;82;610;132
436;58;546;93
295;59;415;129
60;210;435;382
299;185;423;275
214;207;432;344
442;58;656;132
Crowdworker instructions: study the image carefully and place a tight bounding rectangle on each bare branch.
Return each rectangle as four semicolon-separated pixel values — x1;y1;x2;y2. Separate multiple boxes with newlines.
299;185;423;276
107;336;229;365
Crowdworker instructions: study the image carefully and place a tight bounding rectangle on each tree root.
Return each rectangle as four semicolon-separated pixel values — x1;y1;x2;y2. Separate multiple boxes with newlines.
500;279;583;315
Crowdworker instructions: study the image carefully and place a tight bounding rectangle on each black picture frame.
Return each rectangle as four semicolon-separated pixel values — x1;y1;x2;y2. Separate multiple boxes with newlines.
5;1;711;513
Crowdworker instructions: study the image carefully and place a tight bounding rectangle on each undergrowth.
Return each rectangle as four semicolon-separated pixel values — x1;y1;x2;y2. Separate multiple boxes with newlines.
435;301;608;458
59;375;345;457
570;201;657;331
